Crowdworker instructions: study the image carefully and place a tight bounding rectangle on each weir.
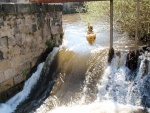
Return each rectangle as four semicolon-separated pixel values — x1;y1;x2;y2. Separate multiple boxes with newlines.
0;12;149;113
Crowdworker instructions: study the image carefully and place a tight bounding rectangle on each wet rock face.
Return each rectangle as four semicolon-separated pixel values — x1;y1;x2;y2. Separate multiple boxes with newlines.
126;51;139;71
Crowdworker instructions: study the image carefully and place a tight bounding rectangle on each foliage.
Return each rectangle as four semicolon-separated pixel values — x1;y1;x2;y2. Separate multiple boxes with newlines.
80;0;150;39
45;38;56;48
22;69;30;76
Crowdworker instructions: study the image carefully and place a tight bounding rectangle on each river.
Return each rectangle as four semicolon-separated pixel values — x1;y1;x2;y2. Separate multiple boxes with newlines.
0;14;150;113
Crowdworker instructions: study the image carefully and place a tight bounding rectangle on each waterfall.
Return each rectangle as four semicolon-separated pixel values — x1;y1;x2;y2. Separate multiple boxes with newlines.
0;47;59;113
0;13;149;113
48;51;150;113
0;63;44;113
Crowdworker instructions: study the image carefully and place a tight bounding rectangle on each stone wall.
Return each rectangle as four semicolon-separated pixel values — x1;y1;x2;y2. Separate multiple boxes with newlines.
0;0;28;3
0;3;63;102
63;2;84;14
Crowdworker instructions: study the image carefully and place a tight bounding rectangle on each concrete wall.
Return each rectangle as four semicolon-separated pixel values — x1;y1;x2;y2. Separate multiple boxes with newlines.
0;3;63;102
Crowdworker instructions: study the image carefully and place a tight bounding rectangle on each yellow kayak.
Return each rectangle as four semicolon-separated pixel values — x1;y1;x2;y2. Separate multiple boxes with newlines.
86;33;96;45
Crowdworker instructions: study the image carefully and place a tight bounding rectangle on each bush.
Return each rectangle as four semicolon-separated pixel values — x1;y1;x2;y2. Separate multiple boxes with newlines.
80;0;150;40
45;38;56;48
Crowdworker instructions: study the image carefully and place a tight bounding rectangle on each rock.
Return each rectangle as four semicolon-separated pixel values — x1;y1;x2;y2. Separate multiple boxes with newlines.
17;61;31;72
17;4;31;14
0;17;4;27
8;36;16;47
51;26;60;35
2;4;16;14
14;74;26;85
4;68;17;80
0;60;10;72
15;34;22;46
10;55;21;67
0;78;14;93
0;36;8;48
0;50;3;60
0;72;5;84
126;50;139;70
32;24;37;32
108;47;114;63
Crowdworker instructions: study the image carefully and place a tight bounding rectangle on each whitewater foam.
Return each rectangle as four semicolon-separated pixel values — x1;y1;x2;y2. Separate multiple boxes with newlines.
0;62;44;113
0;47;60;113
48;101;144;113
46;52;150;113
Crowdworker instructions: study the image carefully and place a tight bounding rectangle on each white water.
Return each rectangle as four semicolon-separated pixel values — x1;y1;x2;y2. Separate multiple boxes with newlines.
48;101;144;113
0;13;149;113
0;47;59;113
46;52;150;113
0;63;44;113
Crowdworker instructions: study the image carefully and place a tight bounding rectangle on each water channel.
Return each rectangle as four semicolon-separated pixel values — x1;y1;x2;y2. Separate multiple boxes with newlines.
0;14;150;113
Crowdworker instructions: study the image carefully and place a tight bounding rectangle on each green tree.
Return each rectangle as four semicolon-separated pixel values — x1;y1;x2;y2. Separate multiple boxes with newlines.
80;0;150;40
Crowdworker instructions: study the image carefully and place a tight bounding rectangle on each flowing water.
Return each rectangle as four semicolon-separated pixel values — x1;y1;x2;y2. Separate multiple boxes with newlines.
0;14;150;113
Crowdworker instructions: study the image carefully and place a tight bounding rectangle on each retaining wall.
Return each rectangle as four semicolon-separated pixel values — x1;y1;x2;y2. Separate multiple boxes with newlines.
0;3;63;102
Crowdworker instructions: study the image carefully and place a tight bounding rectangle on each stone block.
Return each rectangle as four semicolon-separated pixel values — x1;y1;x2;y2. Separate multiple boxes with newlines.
1;47;8;59
16;18;22;25
42;4;48;12
18;61;31;72
31;57;38;67
4;68;17;80
14;74;26;85
10;0;17;2
9;46;21;57
31;16;36;23
13;26;19;35
14;45;21;55
10;55;21;67
47;4;54;12
8;36;16;47
1;26;13;37
0;50;4;60
24;15;32;26
55;5;63;11
46;4;63;12
2;4;16;14
51;26;60;35
33;31;41;39
0;17;4;26
0;72;5;84
15;34;22;46
0;78;14;93
0;36;8;48
0;60;10;72
9;47;15;58
16;4;31;14
30;3;40;13
32;24;37;32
